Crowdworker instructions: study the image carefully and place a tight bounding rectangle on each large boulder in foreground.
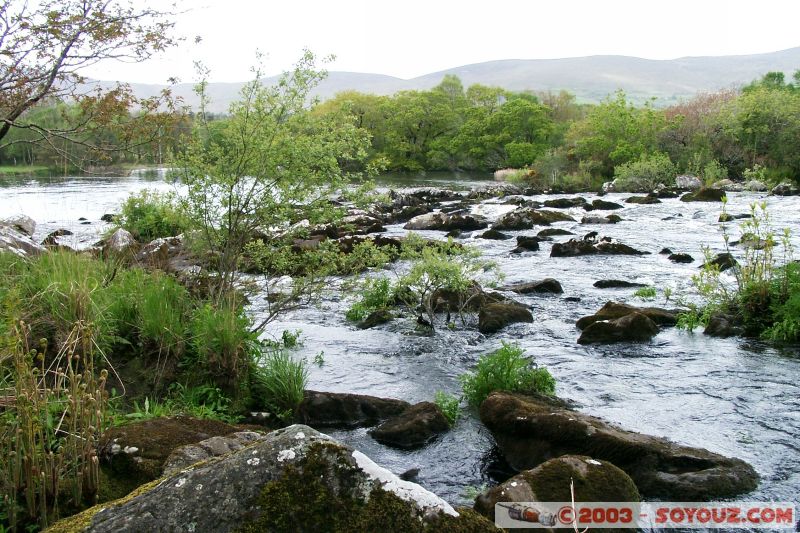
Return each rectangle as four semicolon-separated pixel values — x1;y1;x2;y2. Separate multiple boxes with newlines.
474;455;639;521
370;402;450;449
479;392;759;500
53;425;495;532
478;303;533;334
577;311;659;344
295;390;410;428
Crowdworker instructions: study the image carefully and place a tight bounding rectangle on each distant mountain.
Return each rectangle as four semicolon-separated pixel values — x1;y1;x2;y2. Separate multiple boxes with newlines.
104;47;800;113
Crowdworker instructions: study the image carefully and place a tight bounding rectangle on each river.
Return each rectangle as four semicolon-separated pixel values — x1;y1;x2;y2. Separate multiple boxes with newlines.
1;171;798;513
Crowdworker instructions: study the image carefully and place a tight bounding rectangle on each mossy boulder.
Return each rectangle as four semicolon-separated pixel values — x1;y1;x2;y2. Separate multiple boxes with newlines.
625;195;661;204
48;425;496;533
478;303;533;334
576;301;679;330
680;187;726;202
370;402;450;449
479;392;759;500
501;278;563;295
474;455;639;521
295;390;410;428
577;311;659;344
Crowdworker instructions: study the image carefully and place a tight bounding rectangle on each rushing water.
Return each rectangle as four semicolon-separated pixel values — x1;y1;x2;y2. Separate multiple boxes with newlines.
2;172;798;514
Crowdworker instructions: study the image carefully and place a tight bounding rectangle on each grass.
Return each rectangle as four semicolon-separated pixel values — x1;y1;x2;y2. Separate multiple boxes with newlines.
0;164;50;175
433;391;460;426
460;342;555;407
633;286;657;300
250;349;309;422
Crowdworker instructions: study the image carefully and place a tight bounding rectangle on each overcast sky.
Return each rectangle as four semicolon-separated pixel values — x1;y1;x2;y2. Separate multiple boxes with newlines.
85;0;800;84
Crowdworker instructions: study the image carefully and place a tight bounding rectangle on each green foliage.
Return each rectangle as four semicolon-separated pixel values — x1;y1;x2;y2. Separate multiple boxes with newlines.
250;349;309;421
460;342;555;407
633;286;657;300
345;277;394;322
433;391;460;426
116;189;188;241
613;152;676;191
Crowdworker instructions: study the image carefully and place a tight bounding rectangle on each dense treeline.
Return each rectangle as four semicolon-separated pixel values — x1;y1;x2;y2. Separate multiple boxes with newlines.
2;70;799;186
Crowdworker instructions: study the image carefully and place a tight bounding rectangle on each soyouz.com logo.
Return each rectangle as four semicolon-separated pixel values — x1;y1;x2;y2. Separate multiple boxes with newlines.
495;502;796;529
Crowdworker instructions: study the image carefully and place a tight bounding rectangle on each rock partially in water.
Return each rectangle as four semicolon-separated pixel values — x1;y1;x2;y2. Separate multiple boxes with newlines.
577;311;659;344
501;278;563;295
675;174;703;190
625;195;661;204
479;392;759;500
593;279;646;289
478;228;511;240
509;235;541;253
370;402;450;449
702;252;738;272
474;455;640;521
744;180;768;192
680;187;726;202
403;211;488;232
42;228;74;246
543;197;586;209
551;237;647;257
584;199;624;211
771;182;799;196
581;214;622;224
492;207;575;230
718;212;751;222
537;228;574;238
576;301;679;330
55;425;491;533
357;309;394;329
478;303;533;334
668;252;694;263
296;390;410;428
704;313;743;338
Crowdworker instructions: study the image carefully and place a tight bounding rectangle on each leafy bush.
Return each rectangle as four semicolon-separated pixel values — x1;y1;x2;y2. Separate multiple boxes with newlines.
250;349;309;421
433;391;460;426
116;189;188;241
634;286;657;300
460;342;555;407
613;152;676;191
345;277;394;322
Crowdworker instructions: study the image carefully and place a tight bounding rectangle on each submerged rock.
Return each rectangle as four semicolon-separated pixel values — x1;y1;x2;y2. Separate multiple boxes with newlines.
56;425;491;532
479;392;759;500
370;402;450;449
474;455;639;521
577;311;659;344
296;390;410;428
478;303;533;334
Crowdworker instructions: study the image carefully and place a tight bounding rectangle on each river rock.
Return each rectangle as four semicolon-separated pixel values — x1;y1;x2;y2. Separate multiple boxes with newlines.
474;455;640;521
41;228;74;246
479;392;759;500
104;228;136;254
56;425;491;533
370;402;450;449
719;212;751;222
296;390;410;428
593;279;646;288
625;195;661;204
681;187;726;202
1;214;36;236
577;311;659;344
543;197;586;209
584;199;624;211
403;211;488;231
668;252;694;263
357;309;394;329
510;235;541;253
703;312;744;338
712;179;743;192
392;204;432;223
479;228;511;240
0;224;46;256
576;301;679;330
492;207;574;230
771;182;799;196
675;175;703;190
501;278;563;295
551;237;647;257
744;180;768;192
537;228;574;238
702;252;738;272
581;214;622;224
478;303;533;334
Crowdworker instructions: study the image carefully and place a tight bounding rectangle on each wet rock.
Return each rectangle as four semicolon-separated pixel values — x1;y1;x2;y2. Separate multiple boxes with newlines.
42;228;73;246
771;182;799;196
668;252;694;263
60;425;483;533
581;214;622;224
296;390;410;428
474;455;639;521
100;213;116;223
704;313;744;338
163;431;265;476
357;309;394;329
551;238;647;257
478;228;511;240
660;247;672;255
1;214;36;236
681;187;726;202
625;195;661;204
537;228;574;238
0;224;46;257
392;204;432;223
479;392;759;500
501;278;563;295
584;199;624;211
100;417;242;483
431;284;513;313
577;311;659;344
702;252;738;272
593;279;646;289
492;207;574;230
744;180;768;192
719;212;751;222
576;301;679;330
399;467;420;481
478;303;534;334
510;235;541;253
675;175;703;190
370;402;450;449
403;211;488;232
543;197;586;209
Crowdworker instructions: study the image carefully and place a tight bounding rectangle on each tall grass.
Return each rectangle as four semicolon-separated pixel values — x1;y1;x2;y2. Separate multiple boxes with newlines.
250;349;309;421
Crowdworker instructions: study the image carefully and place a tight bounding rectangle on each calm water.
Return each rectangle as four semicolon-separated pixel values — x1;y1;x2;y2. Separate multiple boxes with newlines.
2;172;798;517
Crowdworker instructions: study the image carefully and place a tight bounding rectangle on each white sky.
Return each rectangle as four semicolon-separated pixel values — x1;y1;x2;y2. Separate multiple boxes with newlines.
85;0;800;84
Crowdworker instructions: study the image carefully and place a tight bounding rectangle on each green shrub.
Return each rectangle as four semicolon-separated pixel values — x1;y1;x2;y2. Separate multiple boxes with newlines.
433;391;460;426
633;286;657;300
116;189;188;241
613;152;676;191
345;277;394;322
250;349;309;421
460;342;555;407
